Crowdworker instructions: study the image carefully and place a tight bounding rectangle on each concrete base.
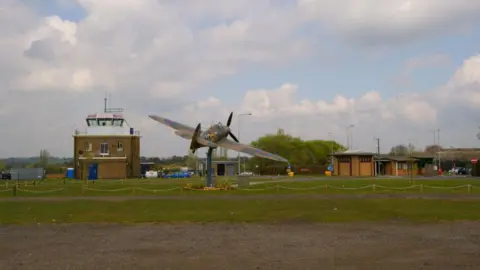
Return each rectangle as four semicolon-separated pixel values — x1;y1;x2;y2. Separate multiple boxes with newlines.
237;176;250;188
211;176;216;187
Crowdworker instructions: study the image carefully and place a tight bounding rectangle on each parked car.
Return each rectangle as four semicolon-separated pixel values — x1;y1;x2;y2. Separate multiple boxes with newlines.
1;171;11;180
163;172;191;179
145;170;158;178
449;167;470;175
457;167;469;175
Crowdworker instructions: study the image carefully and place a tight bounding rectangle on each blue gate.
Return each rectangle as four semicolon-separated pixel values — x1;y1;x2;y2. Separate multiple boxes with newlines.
88;163;98;180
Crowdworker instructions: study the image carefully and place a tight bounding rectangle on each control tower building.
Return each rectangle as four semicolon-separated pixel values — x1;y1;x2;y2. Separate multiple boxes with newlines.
73;100;141;180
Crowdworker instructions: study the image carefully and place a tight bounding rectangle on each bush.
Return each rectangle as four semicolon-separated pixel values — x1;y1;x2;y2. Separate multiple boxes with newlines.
184;183;204;190
216;180;233;190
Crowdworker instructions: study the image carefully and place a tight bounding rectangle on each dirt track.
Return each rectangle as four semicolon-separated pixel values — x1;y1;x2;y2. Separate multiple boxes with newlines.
0;222;479;269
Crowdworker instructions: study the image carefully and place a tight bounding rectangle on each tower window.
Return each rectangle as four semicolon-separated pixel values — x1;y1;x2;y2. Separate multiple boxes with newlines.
100;142;109;155
86;143;92;152
117;142;124;152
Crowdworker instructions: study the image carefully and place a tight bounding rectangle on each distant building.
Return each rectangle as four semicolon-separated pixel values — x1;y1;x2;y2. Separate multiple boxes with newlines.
330;150;435;177
438;148;480;160
197;157;238;176
331;150;375;177
73;112;141;180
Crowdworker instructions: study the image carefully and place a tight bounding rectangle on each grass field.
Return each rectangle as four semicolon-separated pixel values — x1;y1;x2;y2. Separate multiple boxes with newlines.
1;198;480;224
1;177;480;224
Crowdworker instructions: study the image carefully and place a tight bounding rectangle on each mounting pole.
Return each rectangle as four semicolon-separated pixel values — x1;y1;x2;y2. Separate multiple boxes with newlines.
206;147;214;187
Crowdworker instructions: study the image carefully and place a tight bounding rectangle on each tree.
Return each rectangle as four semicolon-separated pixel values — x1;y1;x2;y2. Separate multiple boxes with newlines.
0;160;5;171
185;150;198;169
39;149;50;168
407;143;415;154
389;144;409;156
246;129;346;173
424;144;443;155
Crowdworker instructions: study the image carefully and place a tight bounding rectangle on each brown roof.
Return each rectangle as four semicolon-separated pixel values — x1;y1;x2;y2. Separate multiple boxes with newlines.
410;153;435;159
331;151;434;161
331;150;375;156
440;148;480;152
375;155;418;161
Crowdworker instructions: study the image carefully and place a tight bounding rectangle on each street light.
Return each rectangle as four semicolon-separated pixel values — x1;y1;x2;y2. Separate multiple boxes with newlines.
328;132;334;164
346;124;354;150
238;113;252;174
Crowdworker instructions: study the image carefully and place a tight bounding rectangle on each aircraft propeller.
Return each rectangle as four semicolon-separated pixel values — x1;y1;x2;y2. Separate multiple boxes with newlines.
226;112;239;142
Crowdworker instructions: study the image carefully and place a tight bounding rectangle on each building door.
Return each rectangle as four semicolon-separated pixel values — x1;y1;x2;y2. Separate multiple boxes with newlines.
338;156;352;176
226;164;235;176
217;164;225;176
379;163;385;175
88;163;98;180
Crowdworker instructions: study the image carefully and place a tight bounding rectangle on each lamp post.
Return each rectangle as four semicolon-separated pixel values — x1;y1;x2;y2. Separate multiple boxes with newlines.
346;124;354;150
328;132;333;164
237;113;252;174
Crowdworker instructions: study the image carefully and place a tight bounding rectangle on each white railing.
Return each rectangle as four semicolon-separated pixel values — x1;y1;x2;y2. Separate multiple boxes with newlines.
74;128;140;136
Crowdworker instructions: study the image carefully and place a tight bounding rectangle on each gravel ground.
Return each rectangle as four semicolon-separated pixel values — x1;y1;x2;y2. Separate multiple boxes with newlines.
0;222;479;270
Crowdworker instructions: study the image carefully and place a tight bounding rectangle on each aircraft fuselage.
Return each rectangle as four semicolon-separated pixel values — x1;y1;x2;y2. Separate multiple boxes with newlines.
200;123;230;143
180;122;231;153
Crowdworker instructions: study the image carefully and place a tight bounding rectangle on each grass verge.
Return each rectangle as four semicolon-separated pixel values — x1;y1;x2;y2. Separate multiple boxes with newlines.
1;198;480;224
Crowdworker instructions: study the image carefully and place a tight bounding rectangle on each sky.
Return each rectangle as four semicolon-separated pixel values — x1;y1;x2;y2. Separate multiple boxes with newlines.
1;0;480;158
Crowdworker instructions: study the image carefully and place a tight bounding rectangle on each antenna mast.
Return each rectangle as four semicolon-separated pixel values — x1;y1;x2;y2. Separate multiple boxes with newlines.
104;92;124;113
104;94;107;113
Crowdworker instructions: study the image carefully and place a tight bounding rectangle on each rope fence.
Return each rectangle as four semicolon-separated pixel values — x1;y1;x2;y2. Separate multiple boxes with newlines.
0;183;476;196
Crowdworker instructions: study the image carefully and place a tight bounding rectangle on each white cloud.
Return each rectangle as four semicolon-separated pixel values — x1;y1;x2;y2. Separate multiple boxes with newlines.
404;54;451;71
197;97;221;109
0;0;480;157
393;54;451;87
447;54;480;87
440;54;480;107
15;67;94;91
298;0;480;46
26;15;77;46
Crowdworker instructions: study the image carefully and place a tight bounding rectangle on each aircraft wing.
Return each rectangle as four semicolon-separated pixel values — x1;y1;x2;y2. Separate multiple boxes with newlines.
148;115;196;139
216;139;289;163
196;137;218;148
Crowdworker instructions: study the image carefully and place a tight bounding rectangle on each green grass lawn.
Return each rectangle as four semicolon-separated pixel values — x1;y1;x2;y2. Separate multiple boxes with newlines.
1;198;480;224
1;177;480;224
0;177;479;197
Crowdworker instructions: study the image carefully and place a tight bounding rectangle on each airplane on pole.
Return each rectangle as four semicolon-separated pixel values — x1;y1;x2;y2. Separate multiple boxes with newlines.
148;112;289;163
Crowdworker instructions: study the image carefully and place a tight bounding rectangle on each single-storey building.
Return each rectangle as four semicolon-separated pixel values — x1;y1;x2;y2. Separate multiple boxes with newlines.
331;150;375;177
331;150;435;177
374;155;418;176
198;160;238;176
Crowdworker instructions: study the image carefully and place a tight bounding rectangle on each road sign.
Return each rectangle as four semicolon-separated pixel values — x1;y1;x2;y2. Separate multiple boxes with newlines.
472;158;477;164
327;165;333;172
